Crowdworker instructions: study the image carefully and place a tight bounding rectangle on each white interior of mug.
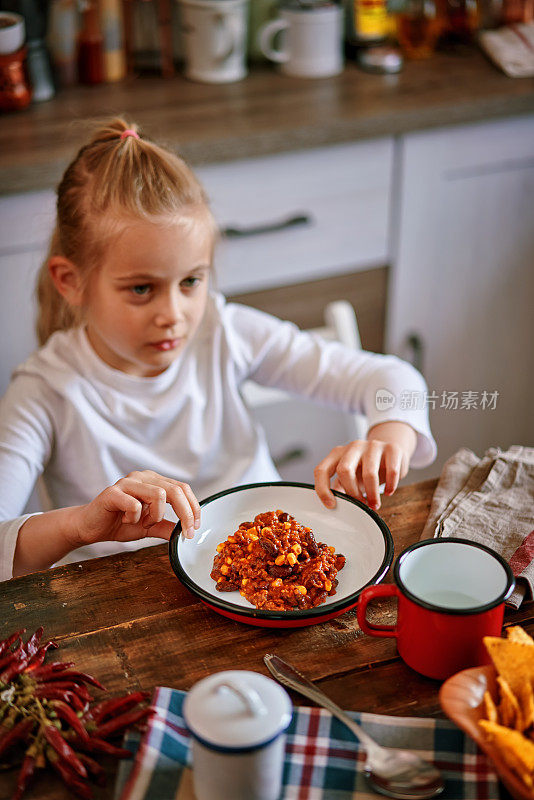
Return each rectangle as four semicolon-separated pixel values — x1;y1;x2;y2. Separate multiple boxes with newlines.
398;541;509;610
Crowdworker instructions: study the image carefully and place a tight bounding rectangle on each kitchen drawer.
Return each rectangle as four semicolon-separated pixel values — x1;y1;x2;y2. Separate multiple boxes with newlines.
0;190;56;255
197;139;394;294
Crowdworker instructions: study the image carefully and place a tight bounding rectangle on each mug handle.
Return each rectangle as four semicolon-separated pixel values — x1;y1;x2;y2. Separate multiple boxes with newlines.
258;19;290;64
357;584;399;638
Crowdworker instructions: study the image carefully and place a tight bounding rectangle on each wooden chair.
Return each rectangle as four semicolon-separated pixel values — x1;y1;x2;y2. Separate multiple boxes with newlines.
241;300;368;481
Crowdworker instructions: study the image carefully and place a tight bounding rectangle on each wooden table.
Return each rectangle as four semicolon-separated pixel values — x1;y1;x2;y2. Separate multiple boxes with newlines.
1;478;532;798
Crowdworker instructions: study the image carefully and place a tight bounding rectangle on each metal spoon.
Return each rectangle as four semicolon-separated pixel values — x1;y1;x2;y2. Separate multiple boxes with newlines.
264;654;444;800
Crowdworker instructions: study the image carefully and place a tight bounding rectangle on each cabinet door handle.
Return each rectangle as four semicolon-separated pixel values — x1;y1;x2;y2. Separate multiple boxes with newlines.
221;213;312;239
273;446;308;469
405;332;424;374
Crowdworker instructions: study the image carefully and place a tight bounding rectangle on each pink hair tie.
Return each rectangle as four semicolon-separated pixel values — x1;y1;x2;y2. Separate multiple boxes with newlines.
120;129;139;140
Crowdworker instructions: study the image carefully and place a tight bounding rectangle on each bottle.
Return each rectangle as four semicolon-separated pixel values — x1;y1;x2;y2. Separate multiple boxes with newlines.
47;0;78;86
77;0;104;84
345;0;403;71
7;0;55;101
440;0;479;42
99;0;126;81
396;0;444;57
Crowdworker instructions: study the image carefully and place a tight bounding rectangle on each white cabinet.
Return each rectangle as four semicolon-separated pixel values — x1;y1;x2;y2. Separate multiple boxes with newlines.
387;115;534;480
0;191;56;397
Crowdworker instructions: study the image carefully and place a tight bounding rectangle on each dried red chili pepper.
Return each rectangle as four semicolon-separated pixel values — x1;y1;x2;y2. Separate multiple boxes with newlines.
24;641;57;671
41;723;88;778
32;661;75;679
0;629;25;657
0;638;24;671
23;627;43;658
0;655;30;683
39;680;92;702
47;748;93;800
0;717;35;758
94;706;153;739
35;685;86;711
51;700;89;740
12;749;36;800
37;669;106;691
71;734;132;758
90;690;150;723
76;752;107;786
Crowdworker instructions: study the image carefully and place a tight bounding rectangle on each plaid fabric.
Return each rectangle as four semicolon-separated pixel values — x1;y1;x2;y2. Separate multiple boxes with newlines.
115;687;500;800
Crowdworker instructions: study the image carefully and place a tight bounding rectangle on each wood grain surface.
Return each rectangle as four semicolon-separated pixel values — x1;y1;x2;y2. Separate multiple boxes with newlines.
1;48;534;195
0;478;531;799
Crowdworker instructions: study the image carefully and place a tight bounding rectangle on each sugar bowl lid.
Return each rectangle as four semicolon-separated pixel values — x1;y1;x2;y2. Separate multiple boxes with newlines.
183;670;292;751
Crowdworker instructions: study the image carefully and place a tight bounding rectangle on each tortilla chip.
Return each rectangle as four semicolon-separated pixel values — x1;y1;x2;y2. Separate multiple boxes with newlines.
507;627;534;646
497;676;522;729
483;689;499;723
518;682;534;732
484;637;534;698
479;720;534;785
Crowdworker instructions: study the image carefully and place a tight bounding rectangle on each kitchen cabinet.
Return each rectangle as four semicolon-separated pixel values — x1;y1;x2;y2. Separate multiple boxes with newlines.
387;114;534;480
0;190;56;397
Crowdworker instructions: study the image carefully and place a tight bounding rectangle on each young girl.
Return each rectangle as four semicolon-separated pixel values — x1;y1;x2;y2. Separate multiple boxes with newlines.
0;118;436;581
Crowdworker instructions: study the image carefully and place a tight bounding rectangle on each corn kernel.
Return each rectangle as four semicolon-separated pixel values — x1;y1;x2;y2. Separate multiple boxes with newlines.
328;546;335;554
220;565;229;575
274;554;286;566
294;586;307;595
324;579;332;592
227;536;235;543
216;543;224;553
284;521;291;529
217;577;224;583
286;552;297;566
261;526;272;535
241;578;248;586
239;590;245;596
291;543;302;555
249;533;259;541
225;557;232;565
247;543;254;551
271;578;282;588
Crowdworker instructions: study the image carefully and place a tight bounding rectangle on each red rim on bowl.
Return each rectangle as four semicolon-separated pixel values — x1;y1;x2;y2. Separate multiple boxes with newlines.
168;481;394;627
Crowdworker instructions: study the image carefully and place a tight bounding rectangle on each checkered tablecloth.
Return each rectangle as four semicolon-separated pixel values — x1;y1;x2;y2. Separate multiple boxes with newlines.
114;687;499;800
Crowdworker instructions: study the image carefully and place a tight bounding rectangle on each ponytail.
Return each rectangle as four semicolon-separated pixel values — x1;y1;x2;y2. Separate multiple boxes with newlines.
36;118;216;345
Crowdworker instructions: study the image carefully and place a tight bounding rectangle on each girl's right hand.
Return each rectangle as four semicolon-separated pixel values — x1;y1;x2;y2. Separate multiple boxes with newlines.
72;471;201;548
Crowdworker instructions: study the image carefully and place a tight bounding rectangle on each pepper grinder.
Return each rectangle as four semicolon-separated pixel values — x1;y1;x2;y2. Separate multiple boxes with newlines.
0;0;55;100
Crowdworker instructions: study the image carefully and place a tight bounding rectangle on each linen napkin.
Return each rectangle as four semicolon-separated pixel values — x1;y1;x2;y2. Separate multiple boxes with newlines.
420;445;534;608
114;686;498;800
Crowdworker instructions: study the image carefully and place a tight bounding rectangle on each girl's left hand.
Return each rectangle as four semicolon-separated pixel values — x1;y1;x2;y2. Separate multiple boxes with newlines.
314;421;417;511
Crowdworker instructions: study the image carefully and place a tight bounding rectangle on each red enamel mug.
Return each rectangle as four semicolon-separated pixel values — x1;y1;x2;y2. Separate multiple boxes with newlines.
357;538;515;680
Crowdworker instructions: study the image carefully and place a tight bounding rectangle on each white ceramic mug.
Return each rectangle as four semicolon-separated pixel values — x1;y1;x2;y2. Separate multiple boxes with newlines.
258;2;343;78
0;12;25;55
178;0;248;83
183;670;292;800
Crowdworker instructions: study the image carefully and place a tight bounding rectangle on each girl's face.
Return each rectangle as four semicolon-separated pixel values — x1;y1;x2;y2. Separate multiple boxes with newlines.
83;214;212;377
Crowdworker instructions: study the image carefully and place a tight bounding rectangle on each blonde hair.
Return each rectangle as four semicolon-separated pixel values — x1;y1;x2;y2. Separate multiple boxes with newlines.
37;118;217;345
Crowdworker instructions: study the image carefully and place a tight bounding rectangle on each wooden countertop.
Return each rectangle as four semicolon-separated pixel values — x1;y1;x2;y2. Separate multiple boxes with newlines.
1;478;533;798
1;46;534;196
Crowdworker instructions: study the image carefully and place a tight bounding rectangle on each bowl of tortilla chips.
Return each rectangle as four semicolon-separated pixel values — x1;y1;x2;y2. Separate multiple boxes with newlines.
440;626;534;800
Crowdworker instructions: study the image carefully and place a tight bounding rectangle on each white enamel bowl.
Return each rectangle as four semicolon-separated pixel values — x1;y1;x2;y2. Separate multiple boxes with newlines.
169;482;394;627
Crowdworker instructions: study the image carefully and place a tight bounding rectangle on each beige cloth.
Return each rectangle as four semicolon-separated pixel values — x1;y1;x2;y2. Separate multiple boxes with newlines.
420;445;534;608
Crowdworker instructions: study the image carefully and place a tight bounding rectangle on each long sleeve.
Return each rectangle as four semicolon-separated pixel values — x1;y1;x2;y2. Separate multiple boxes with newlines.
0;375;53;580
224;302;436;468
